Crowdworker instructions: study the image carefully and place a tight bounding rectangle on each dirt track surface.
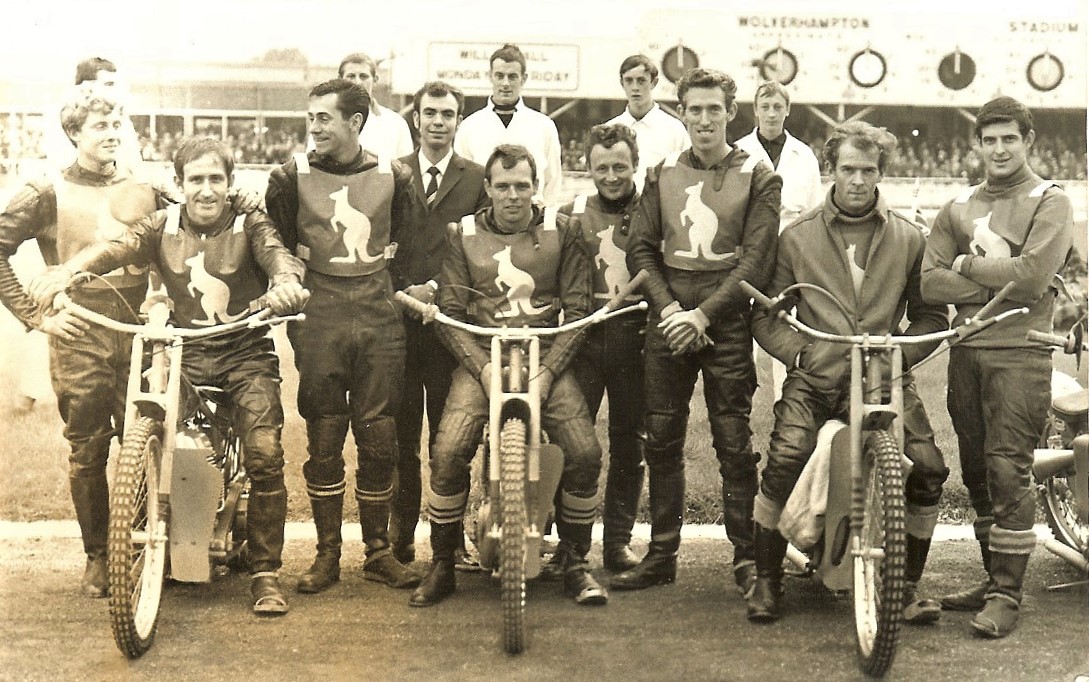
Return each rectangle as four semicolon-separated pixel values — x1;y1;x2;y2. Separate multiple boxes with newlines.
1;530;1086;682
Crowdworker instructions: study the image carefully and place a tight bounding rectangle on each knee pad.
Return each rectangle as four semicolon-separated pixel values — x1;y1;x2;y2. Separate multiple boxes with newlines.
242;426;285;485
306;415;350;459
643;413;686;467
353;417;398;463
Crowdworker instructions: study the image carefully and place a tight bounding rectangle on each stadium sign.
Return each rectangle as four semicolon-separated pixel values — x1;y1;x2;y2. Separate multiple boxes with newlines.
426;42;580;93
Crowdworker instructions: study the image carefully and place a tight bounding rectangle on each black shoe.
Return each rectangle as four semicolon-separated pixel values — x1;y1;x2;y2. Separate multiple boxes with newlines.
564;563;608;606
746;577;783;623
80;556;107;598
296;553;340;594
602;544;640;573
409;561;456;607
610;552;677;591
363;550;422;589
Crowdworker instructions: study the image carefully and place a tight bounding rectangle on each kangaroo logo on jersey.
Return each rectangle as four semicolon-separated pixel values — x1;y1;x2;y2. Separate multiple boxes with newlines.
845;243;867;295
185;251;246;325
493;245;550;318
969;212;1011;258
595;224;630;296
674;181;733;261
329;186;383;264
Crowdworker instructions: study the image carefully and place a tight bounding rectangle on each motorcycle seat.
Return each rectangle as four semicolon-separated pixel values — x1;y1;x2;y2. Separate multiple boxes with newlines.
1053;388;1088;419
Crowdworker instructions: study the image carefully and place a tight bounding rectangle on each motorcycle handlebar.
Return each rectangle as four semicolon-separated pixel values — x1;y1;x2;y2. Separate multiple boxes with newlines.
601;269;649;313
1026;330;1071;347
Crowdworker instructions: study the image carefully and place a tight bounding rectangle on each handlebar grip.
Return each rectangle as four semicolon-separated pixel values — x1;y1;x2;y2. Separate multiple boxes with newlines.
1026;330;1070;347
394;290;433;317
602;269;649;312
974;281;1016;322
739;281;774;310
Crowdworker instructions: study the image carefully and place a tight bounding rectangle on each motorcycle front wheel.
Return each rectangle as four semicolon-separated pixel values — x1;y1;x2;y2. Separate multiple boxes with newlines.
108;416;168;659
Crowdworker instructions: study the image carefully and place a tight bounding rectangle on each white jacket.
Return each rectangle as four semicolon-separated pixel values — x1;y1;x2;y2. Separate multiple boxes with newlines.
735;129;823;232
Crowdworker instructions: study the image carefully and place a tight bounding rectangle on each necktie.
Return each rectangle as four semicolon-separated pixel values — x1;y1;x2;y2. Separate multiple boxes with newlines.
425;167;440;204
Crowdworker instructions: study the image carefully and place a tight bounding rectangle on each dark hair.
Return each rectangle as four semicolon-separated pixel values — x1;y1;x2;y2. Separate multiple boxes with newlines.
173;136;234;179
338;52;377;79
676;68;737;107
618;54;658;81
753;80;791;107
584;123;640;168
412;80;466;117
974;96;1034;140
489;43;527;75
484;144;537;183
309;78;371;131
822;120;898;174
74;57;116;85
59;93;121;144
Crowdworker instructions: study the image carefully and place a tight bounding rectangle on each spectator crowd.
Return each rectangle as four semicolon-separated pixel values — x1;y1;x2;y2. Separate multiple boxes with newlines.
3;111;1086;180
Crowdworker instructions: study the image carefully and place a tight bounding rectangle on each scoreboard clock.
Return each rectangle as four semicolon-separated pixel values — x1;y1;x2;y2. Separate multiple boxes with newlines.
1026;52;1064;92
938;50;976;91
759;47;799;85
849;48;887;88
661;45;699;83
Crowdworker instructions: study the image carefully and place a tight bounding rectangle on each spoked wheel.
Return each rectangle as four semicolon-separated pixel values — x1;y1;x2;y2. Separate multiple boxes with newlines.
853;430;906;678
498;418;528;654
108;416;168;659
1039;421;1089;556
222;430;250;573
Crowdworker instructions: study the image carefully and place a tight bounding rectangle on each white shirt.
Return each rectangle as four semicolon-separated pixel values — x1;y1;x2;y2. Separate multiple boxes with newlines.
360;104;414;159
307;103;413;160
735;128;823;232
606;103;690;190
454;98;562;204
417;148;453;189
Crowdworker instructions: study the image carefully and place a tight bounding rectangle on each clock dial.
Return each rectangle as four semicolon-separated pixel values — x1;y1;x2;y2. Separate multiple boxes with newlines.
849;49;887;88
760;47;798;85
661;46;699;84
1027;53;1064;92
938;51;976;91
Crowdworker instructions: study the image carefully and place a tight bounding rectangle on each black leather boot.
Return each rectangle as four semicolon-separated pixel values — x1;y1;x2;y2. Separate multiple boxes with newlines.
247;487;288;615
410;521;459;607
70;475;109;598
602;458;644;573
297;494;343;594
361;499;421;589
747;524;787;623
556;520;607;605
723;494;756;596
941;540;992;611
972;547;1031;638
903;534;940;625
610;467;682;591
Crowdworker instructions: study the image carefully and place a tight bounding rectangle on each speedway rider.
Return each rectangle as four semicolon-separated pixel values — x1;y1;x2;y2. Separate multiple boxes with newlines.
748;121;950;625
617;68;782;596
409;143;608;608
28;136;309;614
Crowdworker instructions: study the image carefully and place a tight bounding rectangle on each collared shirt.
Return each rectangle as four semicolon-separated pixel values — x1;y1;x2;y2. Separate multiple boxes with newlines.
756;130;787;168
417;148;454;189
454;97;563;204
606;103;690;189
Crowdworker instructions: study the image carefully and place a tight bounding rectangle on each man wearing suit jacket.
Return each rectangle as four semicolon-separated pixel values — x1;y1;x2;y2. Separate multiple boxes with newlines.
389;81;489;564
